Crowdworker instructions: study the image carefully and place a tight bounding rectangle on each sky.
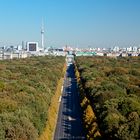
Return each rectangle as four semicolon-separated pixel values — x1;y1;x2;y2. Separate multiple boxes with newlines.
0;0;140;48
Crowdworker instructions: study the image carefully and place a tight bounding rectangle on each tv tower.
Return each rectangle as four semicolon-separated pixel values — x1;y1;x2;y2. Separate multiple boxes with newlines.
41;19;45;51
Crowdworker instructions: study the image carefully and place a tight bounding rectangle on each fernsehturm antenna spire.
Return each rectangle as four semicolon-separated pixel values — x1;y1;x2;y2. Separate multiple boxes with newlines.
41;19;44;51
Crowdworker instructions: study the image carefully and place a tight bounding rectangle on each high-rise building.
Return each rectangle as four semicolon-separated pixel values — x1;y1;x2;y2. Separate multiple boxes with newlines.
22;41;25;50
27;42;39;52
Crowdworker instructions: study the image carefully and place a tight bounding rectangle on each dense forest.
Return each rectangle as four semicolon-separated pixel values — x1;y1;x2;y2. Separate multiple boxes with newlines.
0;56;65;140
75;56;140;140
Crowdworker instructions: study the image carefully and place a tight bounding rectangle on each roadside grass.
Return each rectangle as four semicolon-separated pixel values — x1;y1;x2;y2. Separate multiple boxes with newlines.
74;63;101;139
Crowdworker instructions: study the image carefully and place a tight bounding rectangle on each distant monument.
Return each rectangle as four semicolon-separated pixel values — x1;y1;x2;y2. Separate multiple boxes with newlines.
41;19;45;51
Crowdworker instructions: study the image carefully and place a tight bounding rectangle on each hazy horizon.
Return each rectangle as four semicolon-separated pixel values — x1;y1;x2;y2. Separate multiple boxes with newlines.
0;0;140;48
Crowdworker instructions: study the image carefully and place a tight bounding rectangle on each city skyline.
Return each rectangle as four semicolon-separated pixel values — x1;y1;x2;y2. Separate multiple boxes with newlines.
0;0;140;48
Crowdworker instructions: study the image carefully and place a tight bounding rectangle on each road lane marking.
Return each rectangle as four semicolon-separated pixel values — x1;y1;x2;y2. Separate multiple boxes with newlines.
68;116;76;121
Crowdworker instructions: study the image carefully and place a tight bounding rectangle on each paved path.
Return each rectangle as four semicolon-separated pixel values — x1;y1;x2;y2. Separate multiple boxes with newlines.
54;64;85;140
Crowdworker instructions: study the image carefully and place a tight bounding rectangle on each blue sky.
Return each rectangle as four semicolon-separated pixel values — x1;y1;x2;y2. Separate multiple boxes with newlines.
0;0;140;48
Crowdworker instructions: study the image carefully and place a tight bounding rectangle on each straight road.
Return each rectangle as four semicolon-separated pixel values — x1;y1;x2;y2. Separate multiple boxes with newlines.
54;64;85;140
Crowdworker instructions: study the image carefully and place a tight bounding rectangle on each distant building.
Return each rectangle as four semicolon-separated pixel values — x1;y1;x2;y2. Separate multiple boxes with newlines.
113;46;120;52
120;53;128;57
127;46;132;52
27;42;39;52
96;52;104;56
66;54;74;66
17;45;22;51
138;48;140;52
132;46;138;52
53;48;66;56
76;51;96;56
22;41;25;50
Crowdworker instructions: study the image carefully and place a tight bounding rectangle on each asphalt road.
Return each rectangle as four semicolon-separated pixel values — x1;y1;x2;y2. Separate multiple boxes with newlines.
54;64;85;140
